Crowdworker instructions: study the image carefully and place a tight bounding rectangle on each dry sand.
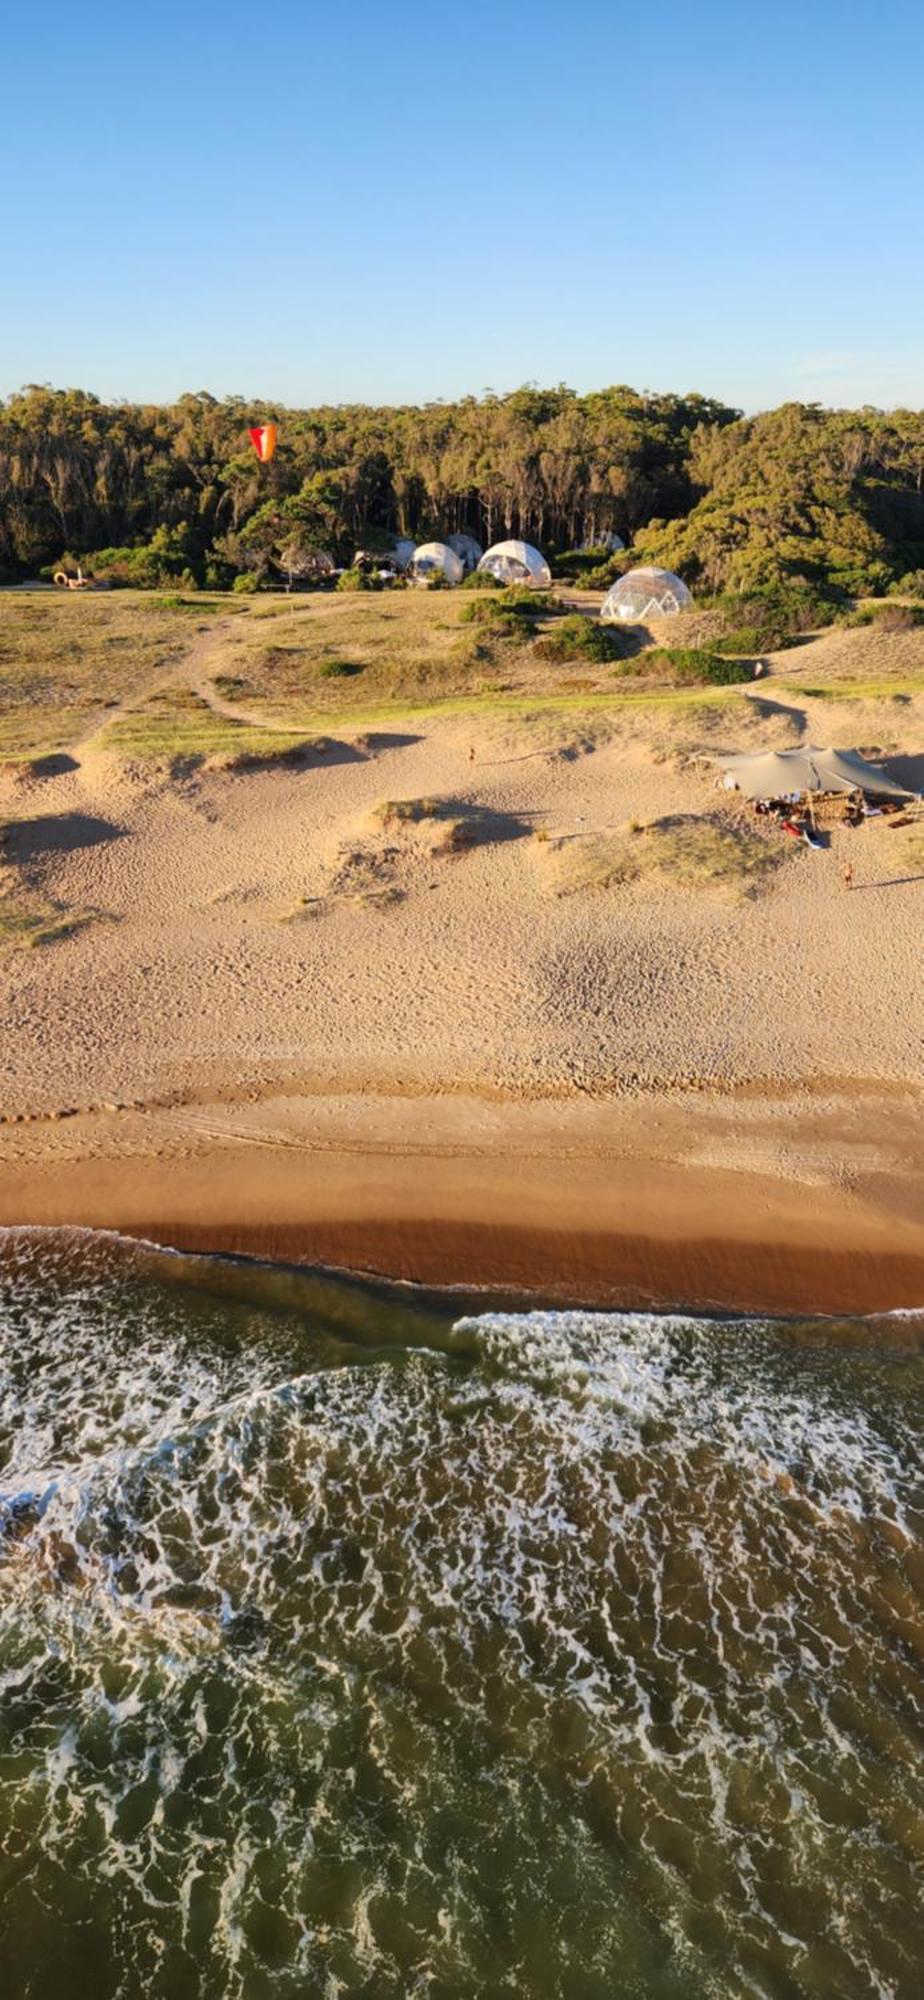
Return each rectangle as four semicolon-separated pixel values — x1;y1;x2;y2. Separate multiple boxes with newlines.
1;617;923;1311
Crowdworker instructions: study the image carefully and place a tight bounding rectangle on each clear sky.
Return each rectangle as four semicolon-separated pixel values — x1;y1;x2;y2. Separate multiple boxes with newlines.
3;0;922;412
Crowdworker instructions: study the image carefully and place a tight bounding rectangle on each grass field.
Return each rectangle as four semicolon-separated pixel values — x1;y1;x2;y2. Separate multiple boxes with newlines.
2;587;924;768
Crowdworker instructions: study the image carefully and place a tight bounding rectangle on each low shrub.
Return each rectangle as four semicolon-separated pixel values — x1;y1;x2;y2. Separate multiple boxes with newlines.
232;572;260;594
460;569;504;590
635;647;752;686
460;588;554;632
533;614;624;664
336;568;379;592
711;582;840;655
319;657;364;677
844;602;924;632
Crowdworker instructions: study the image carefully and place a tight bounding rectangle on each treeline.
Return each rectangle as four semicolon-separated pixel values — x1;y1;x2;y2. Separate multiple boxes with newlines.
2;385;924;598
0;384;734;586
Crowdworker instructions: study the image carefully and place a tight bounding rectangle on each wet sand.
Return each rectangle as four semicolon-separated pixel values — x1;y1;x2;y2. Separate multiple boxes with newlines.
2;1087;922;1314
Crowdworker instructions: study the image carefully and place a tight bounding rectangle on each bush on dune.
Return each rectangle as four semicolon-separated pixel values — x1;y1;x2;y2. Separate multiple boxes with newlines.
614;647;753;686
533;615;625;664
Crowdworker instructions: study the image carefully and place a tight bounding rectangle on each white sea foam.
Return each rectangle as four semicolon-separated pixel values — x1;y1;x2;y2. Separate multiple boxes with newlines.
0;1234;921;1998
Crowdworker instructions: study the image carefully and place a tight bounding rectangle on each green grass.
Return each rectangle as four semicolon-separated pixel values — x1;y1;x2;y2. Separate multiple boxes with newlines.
0;592;226;761
100;687;317;766
3;586;921;767
790;678;924;702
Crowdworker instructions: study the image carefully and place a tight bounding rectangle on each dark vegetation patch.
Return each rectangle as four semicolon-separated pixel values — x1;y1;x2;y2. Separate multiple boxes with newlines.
533;615;625;664
614;647;753;687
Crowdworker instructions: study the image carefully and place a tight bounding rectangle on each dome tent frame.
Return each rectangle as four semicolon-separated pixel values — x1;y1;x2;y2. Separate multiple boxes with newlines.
409;541;465;585
601;566;692;622
477;539;551;588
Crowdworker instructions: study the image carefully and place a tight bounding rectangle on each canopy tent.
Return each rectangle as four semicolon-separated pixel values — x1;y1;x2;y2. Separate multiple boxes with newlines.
601;566;692;622
446;531;483;572
409;541;464;585
477;539;551;588
716;746;914;802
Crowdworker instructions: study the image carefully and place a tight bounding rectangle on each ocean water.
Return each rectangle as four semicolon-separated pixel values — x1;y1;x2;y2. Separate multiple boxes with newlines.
0;1230;922;2000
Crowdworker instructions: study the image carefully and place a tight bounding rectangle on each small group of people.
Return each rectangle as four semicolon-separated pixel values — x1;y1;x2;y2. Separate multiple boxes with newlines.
753;796;822;848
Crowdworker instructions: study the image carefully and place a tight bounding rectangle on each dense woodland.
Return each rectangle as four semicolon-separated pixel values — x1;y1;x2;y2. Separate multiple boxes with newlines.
2;384;924;599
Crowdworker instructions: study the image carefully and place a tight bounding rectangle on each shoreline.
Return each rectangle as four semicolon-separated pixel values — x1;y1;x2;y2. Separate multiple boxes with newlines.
2;1087;923;1316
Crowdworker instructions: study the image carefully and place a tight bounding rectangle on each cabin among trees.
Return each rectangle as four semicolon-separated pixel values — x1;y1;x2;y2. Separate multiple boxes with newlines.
2;385;924;601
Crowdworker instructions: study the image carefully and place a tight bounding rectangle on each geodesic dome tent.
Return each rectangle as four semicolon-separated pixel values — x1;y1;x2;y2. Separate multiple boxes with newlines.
352;536;416;574
446;531;483;572
477;539;552;588
409;541;465;585
601;566;692;622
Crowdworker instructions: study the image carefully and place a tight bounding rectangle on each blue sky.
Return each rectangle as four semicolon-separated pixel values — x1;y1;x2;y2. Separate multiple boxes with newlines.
2;0;922;411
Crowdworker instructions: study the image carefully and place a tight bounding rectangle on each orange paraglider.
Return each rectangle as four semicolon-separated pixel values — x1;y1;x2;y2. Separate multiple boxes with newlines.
249;423;277;463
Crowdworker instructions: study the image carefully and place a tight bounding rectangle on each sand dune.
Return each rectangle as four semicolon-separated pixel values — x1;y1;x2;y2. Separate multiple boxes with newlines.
1;609;923;1306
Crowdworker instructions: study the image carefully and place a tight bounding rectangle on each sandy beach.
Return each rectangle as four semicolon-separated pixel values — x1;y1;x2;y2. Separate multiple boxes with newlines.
2;603;922;1311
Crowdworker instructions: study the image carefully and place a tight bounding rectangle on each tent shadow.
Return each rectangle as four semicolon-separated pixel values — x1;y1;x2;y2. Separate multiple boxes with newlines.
880;752;924;792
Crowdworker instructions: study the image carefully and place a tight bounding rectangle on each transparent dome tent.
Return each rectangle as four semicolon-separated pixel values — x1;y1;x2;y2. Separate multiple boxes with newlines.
409;541;464;585
477;539;551;588
601;566;692;622
446;532;483;572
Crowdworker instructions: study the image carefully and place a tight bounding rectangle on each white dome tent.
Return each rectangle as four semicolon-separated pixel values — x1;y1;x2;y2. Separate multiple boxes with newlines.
477;539;551;588
601;566;692;622
446;531;483;572
409;541;465;585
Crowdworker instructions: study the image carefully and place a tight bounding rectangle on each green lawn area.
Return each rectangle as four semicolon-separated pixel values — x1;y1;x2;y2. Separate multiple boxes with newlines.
3;587;924;766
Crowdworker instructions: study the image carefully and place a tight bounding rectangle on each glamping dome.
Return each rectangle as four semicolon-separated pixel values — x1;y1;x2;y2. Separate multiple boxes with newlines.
477;539;551;588
409;541;464;585
446;531;483;572
601;566;692;622
351;535;416;575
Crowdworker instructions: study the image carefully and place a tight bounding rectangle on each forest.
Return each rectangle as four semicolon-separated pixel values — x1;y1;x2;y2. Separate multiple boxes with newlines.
2;383;924;600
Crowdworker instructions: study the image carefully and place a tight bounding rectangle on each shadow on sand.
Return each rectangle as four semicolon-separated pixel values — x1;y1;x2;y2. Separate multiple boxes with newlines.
2;813;124;862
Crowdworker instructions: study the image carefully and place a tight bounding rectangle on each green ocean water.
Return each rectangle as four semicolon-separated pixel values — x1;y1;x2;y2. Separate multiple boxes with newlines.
0;1227;922;1999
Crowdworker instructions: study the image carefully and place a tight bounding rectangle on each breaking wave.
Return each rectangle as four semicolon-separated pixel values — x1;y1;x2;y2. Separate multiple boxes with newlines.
1;1228;922;1998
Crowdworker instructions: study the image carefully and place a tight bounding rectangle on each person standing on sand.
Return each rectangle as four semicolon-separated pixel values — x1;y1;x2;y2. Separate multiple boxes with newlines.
843;861;854;890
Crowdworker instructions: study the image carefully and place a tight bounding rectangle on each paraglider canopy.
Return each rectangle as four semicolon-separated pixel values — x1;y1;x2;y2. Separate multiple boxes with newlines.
249;423;277;463
477;540;551;588
601;566;692;622
409;542;464;585
446;532;483;573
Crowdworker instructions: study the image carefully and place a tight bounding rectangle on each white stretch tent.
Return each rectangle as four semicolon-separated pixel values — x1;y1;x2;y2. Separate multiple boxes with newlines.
601;566;692;621
409;541;465;585
477;539;551;587
717;746;914;802
446;531;483;572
